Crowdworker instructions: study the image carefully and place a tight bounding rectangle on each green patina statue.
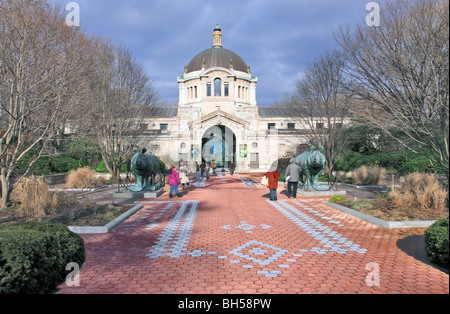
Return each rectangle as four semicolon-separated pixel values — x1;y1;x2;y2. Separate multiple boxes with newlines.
128;148;164;192
296;146;327;190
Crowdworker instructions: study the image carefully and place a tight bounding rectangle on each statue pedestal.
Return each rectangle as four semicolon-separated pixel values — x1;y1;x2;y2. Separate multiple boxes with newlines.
113;188;164;199
297;189;346;197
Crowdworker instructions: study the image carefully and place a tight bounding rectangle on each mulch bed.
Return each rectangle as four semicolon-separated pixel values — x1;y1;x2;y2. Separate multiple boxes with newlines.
339;198;448;221
0;203;134;227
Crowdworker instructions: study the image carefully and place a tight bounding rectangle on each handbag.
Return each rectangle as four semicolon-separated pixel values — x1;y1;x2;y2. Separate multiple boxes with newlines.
164;183;170;192
261;176;269;186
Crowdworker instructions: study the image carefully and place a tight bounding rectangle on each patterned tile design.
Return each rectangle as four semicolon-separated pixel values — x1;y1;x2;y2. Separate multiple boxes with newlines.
145;201;200;258
239;177;256;187
221;222;272;233
269;200;368;255
194;178;206;188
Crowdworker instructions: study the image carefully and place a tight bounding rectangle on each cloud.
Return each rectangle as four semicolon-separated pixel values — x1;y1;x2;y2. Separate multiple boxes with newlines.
50;0;367;105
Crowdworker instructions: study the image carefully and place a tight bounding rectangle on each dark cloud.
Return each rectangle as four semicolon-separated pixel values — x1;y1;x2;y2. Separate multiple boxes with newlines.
51;0;368;106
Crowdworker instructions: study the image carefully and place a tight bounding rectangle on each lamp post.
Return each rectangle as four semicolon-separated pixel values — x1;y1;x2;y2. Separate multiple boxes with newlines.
112;123;116;184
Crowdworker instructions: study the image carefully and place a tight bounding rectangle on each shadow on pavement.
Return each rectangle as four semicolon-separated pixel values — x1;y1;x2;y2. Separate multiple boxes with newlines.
396;235;449;275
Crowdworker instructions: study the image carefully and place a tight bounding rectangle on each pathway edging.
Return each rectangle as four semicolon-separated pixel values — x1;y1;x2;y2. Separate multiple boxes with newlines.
326;202;436;228
68;204;143;234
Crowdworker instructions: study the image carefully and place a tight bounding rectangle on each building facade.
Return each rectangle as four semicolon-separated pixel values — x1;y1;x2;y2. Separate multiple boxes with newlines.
140;26;315;172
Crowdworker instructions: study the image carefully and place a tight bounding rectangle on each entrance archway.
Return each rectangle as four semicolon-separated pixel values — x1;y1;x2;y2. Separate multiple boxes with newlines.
202;125;236;167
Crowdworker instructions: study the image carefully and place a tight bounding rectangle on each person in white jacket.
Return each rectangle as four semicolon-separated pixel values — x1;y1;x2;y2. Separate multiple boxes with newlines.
179;163;191;192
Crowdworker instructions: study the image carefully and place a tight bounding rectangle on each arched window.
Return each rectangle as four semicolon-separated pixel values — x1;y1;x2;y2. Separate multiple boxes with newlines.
214;78;221;96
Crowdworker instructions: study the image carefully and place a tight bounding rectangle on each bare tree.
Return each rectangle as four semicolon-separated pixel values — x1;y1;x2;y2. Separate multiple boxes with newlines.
289;50;354;172
83;43;158;179
0;0;94;206
335;0;449;182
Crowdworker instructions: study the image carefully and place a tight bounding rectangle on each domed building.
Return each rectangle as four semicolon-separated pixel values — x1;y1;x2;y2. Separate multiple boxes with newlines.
140;26;316;172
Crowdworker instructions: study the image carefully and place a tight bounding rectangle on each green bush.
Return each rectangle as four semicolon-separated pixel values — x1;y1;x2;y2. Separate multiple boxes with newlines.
328;194;348;204
0;222;85;294
95;160;109;173
49;156;85;173
15;151;87;175
68;137;102;167
351;199;374;211
335;150;445;175
399;156;439;174
15;151;52;176
424;218;449;268
95;159;132;174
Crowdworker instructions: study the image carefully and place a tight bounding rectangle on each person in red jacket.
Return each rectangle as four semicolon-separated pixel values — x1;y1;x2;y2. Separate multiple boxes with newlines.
265;163;280;201
167;166;181;198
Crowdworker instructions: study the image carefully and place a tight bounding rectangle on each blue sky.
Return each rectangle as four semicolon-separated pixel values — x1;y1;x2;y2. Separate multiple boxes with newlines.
50;0;370;107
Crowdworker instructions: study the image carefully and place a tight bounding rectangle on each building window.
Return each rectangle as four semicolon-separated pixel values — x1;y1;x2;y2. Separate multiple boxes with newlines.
207;84;211;96
160;124;168;131
224;83;229;97
140;123;148;130
268;123;276;130
214;78;221;96
316;123;324;129
287;123;295;129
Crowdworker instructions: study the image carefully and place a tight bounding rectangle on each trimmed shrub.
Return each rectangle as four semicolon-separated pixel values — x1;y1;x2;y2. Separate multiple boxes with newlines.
424;218;449;267
0;222;85;294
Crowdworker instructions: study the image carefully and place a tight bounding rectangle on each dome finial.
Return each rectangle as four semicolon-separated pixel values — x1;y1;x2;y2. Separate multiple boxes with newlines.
213;25;222;48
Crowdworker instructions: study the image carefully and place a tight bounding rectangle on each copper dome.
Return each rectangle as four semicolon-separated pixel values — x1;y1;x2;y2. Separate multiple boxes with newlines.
186;47;248;74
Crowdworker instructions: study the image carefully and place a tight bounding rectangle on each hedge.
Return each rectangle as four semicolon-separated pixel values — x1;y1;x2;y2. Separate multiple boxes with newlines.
424;218;449;268
0;222;85;294
335;151;444;174
15;151;87;175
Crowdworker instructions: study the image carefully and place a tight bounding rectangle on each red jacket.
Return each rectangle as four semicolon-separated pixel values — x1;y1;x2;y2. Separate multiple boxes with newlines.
265;170;280;190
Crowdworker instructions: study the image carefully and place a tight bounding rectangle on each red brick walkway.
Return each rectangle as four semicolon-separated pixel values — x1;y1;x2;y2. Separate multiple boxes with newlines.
56;174;449;294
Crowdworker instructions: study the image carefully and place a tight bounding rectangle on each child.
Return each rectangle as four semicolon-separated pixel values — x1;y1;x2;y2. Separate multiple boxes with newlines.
167;166;181;198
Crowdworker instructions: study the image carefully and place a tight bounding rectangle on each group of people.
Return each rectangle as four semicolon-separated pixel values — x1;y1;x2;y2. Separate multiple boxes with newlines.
195;160;235;180
168;158;301;201
166;161;236;198
264;157;301;201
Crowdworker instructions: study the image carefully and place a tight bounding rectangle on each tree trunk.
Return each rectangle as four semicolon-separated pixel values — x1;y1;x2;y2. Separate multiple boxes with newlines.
0;171;11;208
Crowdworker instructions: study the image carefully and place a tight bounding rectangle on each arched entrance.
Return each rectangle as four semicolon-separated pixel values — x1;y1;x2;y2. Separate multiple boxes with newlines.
201;125;236;167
